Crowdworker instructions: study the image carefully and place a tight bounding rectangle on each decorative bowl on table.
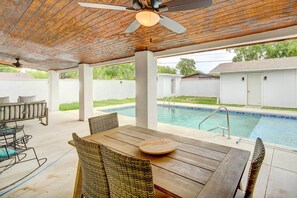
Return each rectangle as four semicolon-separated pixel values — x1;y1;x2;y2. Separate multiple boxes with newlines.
139;138;178;155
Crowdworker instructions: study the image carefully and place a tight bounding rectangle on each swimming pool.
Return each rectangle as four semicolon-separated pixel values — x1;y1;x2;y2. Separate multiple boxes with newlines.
103;105;297;148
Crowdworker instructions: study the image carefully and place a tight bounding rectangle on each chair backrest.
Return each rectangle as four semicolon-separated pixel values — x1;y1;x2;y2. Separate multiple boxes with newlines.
23;101;47;118
0;101;47;122
72;133;110;198
88;113;119;135
100;145;155;198
245;138;265;198
0;103;25;121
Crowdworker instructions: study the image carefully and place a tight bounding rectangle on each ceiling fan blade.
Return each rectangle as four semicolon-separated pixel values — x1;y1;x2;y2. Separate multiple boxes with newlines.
159;15;186;34
0;61;13;67
124;20;141;33
163;0;212;12
78;2;136;11
151;0;163;8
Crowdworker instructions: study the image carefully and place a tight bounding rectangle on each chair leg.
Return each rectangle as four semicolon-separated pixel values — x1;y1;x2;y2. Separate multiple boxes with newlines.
31;147;41;166
73;161;83;198
40;108;48;126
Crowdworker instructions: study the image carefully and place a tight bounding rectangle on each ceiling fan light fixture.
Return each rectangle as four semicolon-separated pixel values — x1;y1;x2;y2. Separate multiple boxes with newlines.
136;10;160;27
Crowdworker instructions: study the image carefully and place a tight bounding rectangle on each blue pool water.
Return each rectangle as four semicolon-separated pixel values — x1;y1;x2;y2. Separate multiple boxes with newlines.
103;105;297;148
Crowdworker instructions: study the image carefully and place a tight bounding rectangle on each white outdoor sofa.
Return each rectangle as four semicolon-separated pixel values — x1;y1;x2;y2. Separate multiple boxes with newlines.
0;101;48;126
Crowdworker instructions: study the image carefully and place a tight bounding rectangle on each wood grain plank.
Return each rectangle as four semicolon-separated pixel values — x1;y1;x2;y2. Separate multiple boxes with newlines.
9;0;44;34
115;129;226;161
0;0;31;32
49;1;295;49
106;132;220;171
123;125;230;153
90;135;213;185
197;148;250;198
152;166;202;198
12;0;55;35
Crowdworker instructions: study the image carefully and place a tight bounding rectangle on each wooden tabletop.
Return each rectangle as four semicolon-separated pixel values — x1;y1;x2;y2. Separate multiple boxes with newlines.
69;125;250;198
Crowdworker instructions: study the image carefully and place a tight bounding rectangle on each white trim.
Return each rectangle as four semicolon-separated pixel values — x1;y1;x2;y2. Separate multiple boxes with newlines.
91;56;135;68
85;25;297;68
215;67;297;74
54;67;78;73
154;26;297;58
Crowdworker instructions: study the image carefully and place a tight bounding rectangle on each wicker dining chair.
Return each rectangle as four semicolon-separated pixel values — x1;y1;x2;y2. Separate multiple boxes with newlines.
88;113;119;135
236;138;265;198
72;133;110;198
100;145;155;198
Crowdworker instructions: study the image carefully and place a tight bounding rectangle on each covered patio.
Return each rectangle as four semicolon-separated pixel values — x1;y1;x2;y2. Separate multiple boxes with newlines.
1;109;297;197
1;0;297;197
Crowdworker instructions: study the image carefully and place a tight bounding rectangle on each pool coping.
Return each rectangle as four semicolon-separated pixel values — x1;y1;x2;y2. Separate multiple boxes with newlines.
96;102;297;116
96;102;297;119
96;102;297;151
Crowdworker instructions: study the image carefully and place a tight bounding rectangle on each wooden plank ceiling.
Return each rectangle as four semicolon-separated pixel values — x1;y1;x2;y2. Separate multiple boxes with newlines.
0;0;296;71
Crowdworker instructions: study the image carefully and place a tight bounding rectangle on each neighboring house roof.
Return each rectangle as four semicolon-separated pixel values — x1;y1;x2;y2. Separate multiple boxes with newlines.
182;73;219;79
157;74;183;77
210;57;297;74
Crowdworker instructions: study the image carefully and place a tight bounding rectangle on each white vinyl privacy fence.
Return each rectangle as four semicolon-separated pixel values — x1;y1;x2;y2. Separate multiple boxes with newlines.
0;79;135;104
180;79;220;97
0;78;220;104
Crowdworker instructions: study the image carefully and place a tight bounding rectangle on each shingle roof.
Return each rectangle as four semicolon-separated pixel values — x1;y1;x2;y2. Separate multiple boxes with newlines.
210;57;297;74
182;73;219;79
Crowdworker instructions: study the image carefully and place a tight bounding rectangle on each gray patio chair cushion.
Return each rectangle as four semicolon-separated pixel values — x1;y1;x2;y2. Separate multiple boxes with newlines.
0;97;9;104
0;103;25;120
23;101;46;118
18;96;36;103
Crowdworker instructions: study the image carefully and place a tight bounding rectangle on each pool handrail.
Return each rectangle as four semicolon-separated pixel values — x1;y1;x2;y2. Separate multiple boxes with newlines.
163;96;175;107
169;97;175;106
198;106;231;139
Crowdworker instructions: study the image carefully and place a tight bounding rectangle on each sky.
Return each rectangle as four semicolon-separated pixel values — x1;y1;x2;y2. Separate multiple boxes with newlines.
157;49;236;74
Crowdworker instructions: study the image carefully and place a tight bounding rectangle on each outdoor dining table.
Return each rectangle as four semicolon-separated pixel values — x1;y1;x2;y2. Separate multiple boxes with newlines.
68;125;250;198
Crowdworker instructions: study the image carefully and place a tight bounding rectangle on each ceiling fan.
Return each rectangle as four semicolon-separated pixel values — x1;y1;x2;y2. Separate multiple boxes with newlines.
78;0;212;34
12;58;23;68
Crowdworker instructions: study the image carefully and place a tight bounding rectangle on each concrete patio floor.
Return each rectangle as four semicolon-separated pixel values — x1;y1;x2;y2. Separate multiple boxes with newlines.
1;109;297;198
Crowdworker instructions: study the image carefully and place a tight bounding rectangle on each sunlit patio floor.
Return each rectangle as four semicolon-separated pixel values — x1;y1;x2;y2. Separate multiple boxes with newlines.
1;109;297;198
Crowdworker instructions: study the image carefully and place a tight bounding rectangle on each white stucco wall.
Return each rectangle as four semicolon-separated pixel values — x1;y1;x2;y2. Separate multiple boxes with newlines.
157;75;182;98
180;79;220;97
0;79;135;104
59;79;79;103
0;79;49;102
93;80;135;100
0;77;178;104
220;69;297;108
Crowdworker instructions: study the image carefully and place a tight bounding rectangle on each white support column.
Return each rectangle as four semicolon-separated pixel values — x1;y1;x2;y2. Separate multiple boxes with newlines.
79;64;93;121
48;70;59;111
135;51;157;130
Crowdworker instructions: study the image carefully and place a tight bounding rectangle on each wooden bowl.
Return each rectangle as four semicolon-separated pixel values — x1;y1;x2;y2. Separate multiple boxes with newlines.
139;138;178;155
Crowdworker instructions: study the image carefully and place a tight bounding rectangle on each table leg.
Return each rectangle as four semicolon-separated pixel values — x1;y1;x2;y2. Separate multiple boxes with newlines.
73;161;82;198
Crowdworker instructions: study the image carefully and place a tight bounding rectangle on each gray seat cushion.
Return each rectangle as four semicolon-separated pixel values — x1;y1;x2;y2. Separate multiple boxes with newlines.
0;96;9;104
0;103;25;120
18;96;36;103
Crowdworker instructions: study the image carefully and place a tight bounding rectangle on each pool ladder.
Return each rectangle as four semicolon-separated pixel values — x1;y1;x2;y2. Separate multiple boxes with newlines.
198;106;231;139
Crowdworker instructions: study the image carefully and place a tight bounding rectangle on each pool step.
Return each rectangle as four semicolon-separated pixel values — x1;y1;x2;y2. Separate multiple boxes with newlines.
208;126;229;137
198;106;231;139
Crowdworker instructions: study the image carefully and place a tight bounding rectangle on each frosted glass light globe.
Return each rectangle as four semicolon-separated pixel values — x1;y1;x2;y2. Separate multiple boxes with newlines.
136;10;160;27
